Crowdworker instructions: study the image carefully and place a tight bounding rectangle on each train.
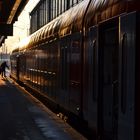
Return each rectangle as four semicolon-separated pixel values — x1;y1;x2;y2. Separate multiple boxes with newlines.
10;0;140;140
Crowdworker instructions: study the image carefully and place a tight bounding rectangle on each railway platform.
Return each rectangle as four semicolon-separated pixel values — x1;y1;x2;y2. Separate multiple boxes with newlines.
0;75;87;140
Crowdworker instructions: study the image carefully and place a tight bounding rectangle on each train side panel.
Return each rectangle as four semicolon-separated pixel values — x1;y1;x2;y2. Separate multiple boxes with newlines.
59;32;83;116
68;33;82;116
118;12;136;140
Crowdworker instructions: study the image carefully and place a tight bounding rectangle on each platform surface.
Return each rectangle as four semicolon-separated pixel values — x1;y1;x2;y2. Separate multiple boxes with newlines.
0;76;87;140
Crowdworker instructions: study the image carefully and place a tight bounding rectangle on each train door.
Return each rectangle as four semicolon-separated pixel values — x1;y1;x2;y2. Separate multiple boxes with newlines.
118;12;136;140
87;26;98;135
98;19;119;140
59;37;69;109
69;33;82;116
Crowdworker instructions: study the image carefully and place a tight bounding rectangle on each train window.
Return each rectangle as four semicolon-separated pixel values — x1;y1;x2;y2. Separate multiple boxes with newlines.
50;0;53;20
39;3;44;27
55;0;57;17
64;0;68;11
69;0;73;7
59;0;62;15
61;0;65;13
45;0;49;23
52;0;56;19
78;0;83;2
69;39;81;83
60;36;81;91
61;45;68;90
56;0;59;16
42;1;46;25
71;41;80;63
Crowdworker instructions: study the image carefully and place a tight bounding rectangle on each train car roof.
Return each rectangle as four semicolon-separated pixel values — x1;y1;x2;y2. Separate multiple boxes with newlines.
12;0;140;52
28;16;61;48
11;48;19;53
86;0;140;27
84;0;124;27
15;0;89;51
28;0;90;46
59;0;90;36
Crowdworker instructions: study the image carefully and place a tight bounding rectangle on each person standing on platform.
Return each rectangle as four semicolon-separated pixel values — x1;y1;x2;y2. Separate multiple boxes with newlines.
0;61;9;77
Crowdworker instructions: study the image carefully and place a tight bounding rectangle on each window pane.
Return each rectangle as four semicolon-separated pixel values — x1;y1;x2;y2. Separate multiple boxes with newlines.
70;0;73;7
62;0;64;13
59;0;62;15
55;0;59;16
73;0;78;5
53;0;56;18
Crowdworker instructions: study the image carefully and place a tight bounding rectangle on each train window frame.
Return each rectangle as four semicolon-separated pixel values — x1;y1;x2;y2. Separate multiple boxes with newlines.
69;32;82;87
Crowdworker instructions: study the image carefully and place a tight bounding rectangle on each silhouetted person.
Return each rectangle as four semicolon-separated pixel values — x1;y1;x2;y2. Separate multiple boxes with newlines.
0;61;9;77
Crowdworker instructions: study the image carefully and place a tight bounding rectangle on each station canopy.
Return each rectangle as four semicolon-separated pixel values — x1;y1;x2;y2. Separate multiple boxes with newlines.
0;0;29;45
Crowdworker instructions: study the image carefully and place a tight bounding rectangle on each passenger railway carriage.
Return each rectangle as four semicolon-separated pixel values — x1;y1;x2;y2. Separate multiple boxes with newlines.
10;0;140;140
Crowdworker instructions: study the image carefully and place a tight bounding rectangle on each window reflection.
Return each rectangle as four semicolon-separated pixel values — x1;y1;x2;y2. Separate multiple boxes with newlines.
30;0;84;34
